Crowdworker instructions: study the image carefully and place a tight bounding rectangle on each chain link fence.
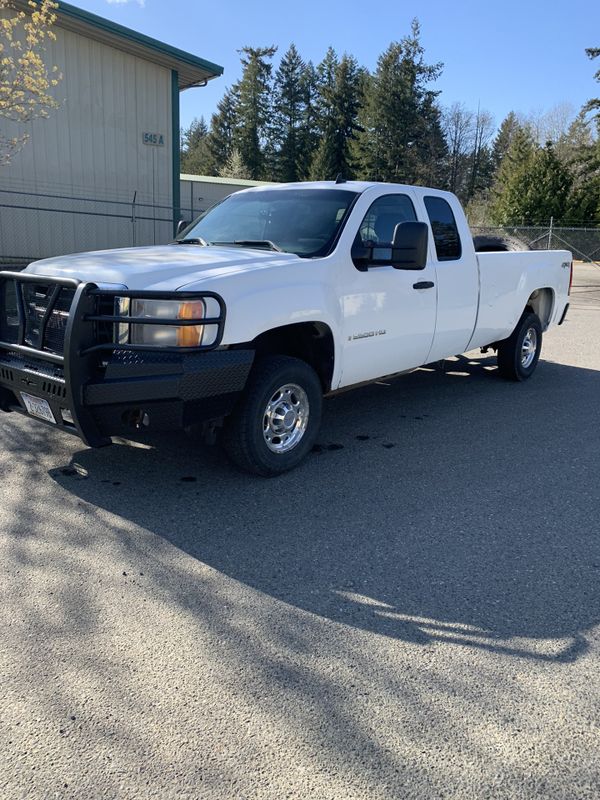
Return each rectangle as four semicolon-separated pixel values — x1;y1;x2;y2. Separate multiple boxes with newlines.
2;187;600;268
0;187;197;268
470;224;600;264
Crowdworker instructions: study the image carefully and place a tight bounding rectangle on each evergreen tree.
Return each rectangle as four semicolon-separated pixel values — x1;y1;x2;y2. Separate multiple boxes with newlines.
525;142;573;223
205;89;239;174
491;111;521;174
354;20;443;183
415;94;448;188
233;46;277;179
219;147;252;180
491;133;573;224
296;61;320;179
309;50;364;180
490;126;536;223
583;47;600;117
563;114;600;222
180;117;213;175
308;47;339;178
269;44;308;181
561;46;600;222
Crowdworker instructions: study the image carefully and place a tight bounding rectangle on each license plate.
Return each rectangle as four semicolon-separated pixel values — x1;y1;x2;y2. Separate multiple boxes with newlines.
20;392;56;424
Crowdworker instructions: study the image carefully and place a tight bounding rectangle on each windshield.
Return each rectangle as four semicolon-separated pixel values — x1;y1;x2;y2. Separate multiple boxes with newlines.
179;188;359;257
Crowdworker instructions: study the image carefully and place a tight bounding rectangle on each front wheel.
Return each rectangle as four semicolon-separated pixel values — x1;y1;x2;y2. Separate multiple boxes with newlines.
497;311;542;381
222;356;323;476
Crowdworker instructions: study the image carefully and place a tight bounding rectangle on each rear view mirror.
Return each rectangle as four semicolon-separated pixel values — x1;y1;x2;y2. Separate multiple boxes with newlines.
391;222;429;270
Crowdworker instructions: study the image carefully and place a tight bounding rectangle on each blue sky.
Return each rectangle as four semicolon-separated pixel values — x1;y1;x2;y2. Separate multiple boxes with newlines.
81;0;599;133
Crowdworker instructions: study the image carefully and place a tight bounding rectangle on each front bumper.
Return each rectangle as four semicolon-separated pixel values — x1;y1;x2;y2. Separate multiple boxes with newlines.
0;272;253;446
0;348;254;445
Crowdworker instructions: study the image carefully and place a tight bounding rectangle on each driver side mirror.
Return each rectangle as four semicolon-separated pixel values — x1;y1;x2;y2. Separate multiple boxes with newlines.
176;219;189;237
391;222;429;270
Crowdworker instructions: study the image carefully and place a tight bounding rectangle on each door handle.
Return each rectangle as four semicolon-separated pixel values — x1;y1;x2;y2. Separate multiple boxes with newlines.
413;281;435;290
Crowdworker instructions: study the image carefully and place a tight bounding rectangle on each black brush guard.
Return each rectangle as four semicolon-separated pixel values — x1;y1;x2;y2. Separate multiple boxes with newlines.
0;272;253;446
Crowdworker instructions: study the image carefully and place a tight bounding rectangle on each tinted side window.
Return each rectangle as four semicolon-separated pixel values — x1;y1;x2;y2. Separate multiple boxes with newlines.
424;196;462;261
353;194;417;269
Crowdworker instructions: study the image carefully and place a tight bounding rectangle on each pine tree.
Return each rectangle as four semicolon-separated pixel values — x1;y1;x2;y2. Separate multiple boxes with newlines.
180;117;213;175
219;147;252;180
354;20;443;183
309;51;363;180
559;49;600;222
491;132;573;225
525;142;573;223
308;47;338;179
205;89;239;175
491;111;521;175
233;46;277;179
269;44;307;181
490;126;536;223
296;61;320;179
415;94;448;188
564;114;600;222
583;47;600;117
563;46;600;222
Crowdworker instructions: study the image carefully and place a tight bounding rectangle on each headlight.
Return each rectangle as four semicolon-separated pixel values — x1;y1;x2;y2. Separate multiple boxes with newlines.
117;297;220;347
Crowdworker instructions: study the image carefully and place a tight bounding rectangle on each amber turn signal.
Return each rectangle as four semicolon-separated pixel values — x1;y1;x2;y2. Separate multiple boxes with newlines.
176;300;205;347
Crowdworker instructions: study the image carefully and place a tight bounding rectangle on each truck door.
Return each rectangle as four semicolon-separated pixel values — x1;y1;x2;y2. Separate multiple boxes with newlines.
338;192;437;388
421;195;479;362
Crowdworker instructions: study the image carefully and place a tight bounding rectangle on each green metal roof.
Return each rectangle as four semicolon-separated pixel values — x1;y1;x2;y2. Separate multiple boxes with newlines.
51;1;223;89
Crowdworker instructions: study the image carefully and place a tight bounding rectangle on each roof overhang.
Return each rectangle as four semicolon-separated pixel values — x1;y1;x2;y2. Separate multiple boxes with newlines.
12;0;223;89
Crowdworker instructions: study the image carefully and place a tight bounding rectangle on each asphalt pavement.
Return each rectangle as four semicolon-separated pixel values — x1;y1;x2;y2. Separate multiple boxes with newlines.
1;263;600;799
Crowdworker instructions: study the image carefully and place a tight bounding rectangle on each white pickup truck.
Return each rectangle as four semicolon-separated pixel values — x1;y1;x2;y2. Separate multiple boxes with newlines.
0;181;572;475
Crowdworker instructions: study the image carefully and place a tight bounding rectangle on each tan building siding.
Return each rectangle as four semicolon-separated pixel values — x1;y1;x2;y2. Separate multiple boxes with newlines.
0;10;174;259
1;12;173;204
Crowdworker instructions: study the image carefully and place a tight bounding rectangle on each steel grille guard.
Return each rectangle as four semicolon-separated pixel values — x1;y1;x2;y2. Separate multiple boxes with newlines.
0;271;226;446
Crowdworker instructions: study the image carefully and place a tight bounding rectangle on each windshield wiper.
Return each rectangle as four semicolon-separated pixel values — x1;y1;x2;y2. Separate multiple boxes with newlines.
173;237;208;246
209;239;283;252
235;239;283;252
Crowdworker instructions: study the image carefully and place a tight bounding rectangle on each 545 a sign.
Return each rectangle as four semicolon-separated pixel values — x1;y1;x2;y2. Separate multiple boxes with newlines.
142;132;164;146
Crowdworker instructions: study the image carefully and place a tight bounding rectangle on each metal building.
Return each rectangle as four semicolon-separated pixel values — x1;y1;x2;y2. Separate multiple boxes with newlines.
179;174;273;224
0;1;223;264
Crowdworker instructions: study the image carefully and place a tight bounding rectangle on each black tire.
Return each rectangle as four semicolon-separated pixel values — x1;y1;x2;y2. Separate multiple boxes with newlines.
473;234;530;253
497;311;542;381
222;355;323;476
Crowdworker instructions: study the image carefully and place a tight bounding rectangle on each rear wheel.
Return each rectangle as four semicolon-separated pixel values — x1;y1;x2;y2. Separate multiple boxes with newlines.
497;311;542;381
222;355;322;476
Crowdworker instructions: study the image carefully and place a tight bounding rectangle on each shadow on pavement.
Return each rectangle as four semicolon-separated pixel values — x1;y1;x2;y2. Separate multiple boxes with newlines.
39;352;600;665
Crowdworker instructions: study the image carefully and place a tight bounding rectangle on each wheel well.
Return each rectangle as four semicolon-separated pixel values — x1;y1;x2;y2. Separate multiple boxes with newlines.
525;288;554;330
249;322;335;392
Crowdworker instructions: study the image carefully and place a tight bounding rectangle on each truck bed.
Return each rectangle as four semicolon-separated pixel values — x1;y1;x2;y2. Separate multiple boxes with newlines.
470;249;572;350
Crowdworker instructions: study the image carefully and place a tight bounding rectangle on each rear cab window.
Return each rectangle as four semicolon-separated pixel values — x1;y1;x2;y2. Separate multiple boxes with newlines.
423;196;462;261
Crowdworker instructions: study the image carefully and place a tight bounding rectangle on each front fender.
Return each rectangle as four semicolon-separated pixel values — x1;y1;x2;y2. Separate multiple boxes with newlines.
182;276;344;388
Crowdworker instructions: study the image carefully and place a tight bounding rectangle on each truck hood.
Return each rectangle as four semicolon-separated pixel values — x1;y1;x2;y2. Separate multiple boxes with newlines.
25;244;300;290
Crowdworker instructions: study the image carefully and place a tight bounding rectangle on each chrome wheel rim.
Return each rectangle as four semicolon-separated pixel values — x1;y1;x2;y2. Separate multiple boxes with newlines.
263;383;309;454
521;327;538;369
